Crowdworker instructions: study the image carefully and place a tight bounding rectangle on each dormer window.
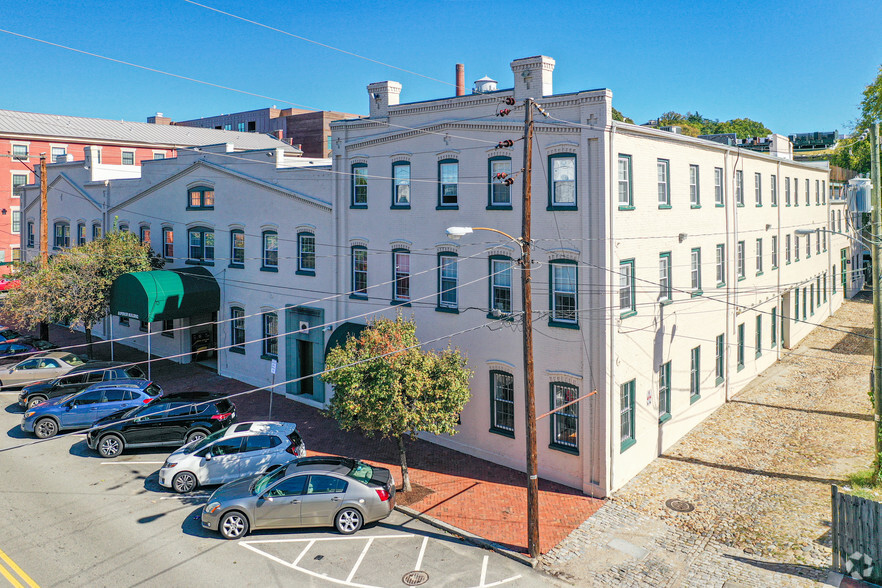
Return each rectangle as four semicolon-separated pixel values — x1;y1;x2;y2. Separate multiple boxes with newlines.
188;186;215;210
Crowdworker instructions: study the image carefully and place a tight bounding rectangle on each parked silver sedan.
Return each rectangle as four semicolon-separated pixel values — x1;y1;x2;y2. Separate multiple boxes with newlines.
201;456;396;539
0;351;87;389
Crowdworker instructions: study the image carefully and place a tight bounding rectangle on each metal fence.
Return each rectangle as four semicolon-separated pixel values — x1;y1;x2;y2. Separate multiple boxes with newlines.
831;485;882;584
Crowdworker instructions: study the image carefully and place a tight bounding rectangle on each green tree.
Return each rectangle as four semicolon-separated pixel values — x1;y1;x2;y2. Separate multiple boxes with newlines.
611;107;634;124
831;65;882;174
4;230;159;357
322;315;473;492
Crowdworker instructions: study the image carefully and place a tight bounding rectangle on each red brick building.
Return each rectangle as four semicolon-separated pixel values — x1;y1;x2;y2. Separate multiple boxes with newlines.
0;109;297;273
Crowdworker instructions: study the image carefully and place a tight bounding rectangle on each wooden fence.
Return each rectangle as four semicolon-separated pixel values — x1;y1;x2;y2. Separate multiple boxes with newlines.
831;485;882;584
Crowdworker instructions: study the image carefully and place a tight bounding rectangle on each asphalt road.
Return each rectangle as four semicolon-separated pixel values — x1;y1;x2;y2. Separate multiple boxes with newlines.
0;393;560;588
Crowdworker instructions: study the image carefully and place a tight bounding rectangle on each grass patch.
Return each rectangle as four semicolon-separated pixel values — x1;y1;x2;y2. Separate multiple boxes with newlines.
844;469;882;501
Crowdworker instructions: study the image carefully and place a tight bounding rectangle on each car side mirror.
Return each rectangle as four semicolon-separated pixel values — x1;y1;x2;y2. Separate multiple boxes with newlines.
204;453;212;461
264;495;273;502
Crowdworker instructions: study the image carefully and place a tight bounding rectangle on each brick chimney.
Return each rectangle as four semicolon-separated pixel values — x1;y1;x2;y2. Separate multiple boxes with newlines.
147;112;172;125
367;81;402;117
272;130;284;140
511;56;555;101
456;64;465;96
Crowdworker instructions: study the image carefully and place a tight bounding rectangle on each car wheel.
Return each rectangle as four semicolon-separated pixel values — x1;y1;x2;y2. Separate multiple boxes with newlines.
98;434;124;458
34;418;58;439
335;508;363;535
219;511;249;540
172;471;198;493
27;396;46;409
185;430;207;445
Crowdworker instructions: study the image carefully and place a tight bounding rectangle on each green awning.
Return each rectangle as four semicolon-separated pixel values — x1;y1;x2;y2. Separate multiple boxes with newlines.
109;266;220;323
325;322;367;358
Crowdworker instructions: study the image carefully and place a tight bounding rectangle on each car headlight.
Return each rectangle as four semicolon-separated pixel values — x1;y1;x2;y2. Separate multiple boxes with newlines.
24;411;35;418
163;462;177;469
205;502;221;514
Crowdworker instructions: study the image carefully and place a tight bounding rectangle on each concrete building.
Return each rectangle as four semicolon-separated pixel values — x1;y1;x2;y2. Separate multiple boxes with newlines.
21;55;864;498
0;109;297;274
169;107;362;159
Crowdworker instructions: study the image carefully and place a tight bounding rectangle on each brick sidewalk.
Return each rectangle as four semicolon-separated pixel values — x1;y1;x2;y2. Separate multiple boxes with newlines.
36;324;603;556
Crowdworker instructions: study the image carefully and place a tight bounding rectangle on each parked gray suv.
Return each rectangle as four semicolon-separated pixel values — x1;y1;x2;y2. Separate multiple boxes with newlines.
18;361;147;409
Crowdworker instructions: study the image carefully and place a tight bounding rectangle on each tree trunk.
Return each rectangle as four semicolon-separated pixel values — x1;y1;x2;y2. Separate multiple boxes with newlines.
39;322;49;342
397;435;411;492
85;326;94;359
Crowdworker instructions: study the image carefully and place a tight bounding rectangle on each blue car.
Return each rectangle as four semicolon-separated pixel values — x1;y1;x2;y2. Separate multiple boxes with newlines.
21;379;164;439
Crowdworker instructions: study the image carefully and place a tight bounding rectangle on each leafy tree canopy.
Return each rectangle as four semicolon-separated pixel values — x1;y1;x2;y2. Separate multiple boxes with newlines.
322;314;472;491
831;64;882;174
4;228;160;355
655;111;771;139
611;107;634;124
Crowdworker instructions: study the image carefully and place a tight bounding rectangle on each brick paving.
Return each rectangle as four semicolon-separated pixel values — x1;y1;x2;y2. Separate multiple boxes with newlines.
33;324;603;556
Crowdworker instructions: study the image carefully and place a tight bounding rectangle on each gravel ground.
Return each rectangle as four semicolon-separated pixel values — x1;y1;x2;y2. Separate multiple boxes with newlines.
609;292;877;571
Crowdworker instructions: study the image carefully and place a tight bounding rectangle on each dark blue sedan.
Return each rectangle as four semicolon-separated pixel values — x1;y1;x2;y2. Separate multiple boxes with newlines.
21;379;164;439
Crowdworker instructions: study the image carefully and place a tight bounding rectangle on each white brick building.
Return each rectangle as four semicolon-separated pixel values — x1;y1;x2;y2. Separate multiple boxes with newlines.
22;55;863;498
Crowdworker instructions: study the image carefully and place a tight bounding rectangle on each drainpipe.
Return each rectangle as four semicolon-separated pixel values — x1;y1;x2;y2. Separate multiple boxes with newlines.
606;120;617;495
724;149;731;402
105;179;113;359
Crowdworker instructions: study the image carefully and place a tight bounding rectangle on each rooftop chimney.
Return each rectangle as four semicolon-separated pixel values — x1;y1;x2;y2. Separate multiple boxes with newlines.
456;64;465;97
147;112;172;125
367;81;402;117
272;130;284;140
511;56;555;101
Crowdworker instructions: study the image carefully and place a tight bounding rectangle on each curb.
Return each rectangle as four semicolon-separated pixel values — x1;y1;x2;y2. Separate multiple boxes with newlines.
394;504;537;568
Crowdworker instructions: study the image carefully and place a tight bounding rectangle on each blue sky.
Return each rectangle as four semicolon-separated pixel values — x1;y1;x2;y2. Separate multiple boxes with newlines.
1;0;880;135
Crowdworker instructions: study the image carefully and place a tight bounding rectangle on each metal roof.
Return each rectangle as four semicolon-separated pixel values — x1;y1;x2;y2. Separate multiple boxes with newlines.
0;109;300;153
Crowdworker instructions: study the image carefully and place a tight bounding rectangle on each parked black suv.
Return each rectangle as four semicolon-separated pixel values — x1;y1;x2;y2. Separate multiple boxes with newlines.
86;392;236;458
18;361;147;409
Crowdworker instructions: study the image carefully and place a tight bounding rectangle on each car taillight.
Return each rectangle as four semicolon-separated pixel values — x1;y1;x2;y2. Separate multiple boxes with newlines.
375;488;390;502
143;397;154;404
211;412;233;421
285;444;298;455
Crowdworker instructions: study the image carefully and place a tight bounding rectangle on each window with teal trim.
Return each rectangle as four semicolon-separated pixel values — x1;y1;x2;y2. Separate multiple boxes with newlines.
715;334;724;383
262;312;278;358
393;250;410;302
490;370;515;437
438;159;458;208
737;323;745;370
756;238;763;275
351;246;367;298
351;163;368;207
659;362;671;421
618;155;632;208
690;248;702;293
549;153;576;209
188;186;214;210
714;167;724;206
620;379;636;451
771;174;778;206
689;164;700;207
715;245;725;287
771;236;778;269
550;382;578;452
619;259;635;317
489;157;512;208
297;232;315;275
230;229;244;268
785;176;791;205
795;287;800;322
231;307;245;353
805;178;810;206
187;226;214;265
76;222;86;246
438;252;458;311
659;252;672;301
93;223;102;241
550;261;577;327
755;315;762;358
263;230;279;271
657;159;670;207
735;170;744;206
26;222;34;248
754;172;762;206
794;177;799;206
392;161;410;208
489;256;513;316
690;346;700;402
771;308;777;349
53;222;70;249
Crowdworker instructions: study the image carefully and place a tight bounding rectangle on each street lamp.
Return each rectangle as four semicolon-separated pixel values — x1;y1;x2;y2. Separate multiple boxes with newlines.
446;224;540;558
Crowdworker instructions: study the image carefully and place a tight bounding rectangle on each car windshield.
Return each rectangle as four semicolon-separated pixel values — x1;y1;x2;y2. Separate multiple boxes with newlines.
188;427;229;452
252;466;287;496
61;354;85;366
144;384;162;397
348;462;374;485
0;329;19;340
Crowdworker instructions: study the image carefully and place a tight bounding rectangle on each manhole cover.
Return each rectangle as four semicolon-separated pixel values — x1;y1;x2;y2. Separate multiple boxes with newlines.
665;499;695;512
402;570;429;586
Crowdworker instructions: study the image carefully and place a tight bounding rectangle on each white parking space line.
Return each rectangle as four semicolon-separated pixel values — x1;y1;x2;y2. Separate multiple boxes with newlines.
100;461;164;465
291;539;315;567
159;494;210;501
242;534;413;544
414;535;428;571
345;537;373;583
480;555;489;586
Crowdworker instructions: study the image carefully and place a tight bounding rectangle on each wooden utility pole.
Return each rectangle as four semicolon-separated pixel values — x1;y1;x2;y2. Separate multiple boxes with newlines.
39;153;49;341
871;123;882;483
521;97;540;558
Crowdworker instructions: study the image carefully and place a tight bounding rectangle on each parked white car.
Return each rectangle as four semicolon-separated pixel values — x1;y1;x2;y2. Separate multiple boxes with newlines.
158;421;305;493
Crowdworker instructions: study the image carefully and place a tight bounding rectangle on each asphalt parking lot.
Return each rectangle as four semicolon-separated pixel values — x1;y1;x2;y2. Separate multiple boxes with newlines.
0;392;560;588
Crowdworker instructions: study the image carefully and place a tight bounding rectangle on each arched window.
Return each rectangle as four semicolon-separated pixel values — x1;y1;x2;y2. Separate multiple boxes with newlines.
188;186;215;210
187;226;214;264
230;229;244;268
230;307;245;353
53;222;70;249
262;230;279;271
297;232;315;275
